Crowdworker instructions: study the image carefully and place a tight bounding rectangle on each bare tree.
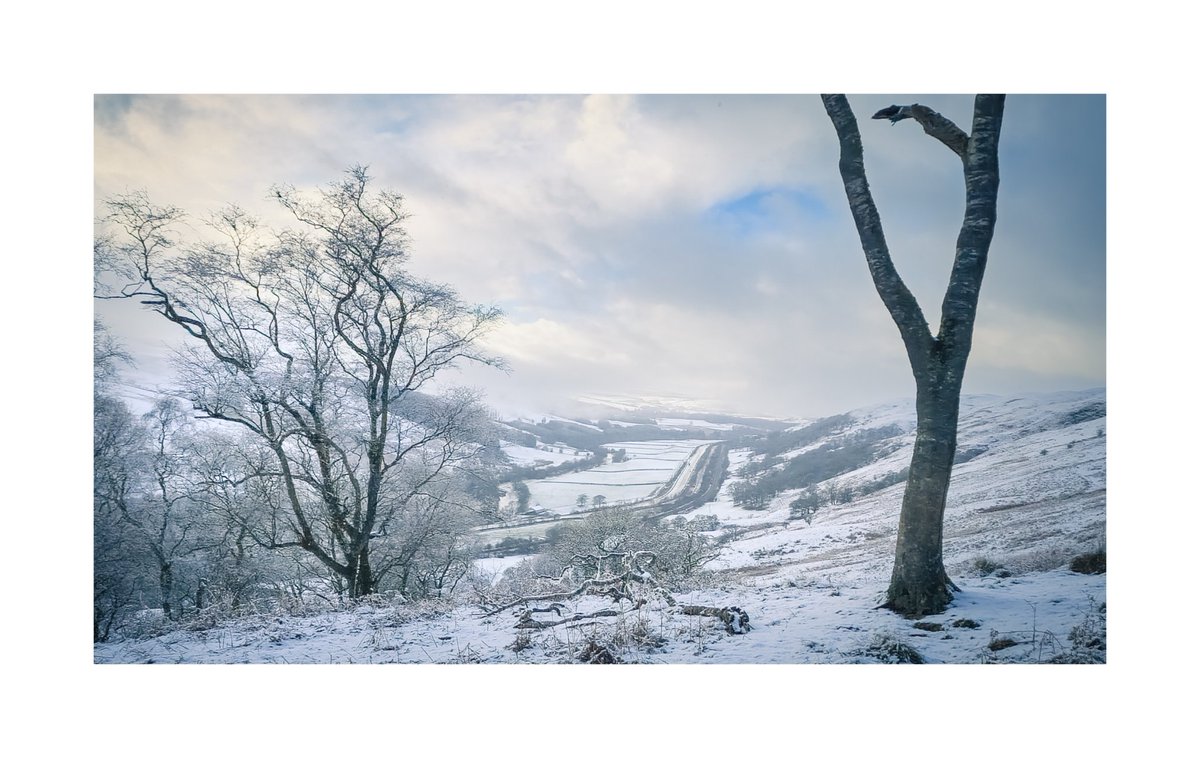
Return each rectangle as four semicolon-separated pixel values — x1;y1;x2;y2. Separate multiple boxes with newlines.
97;166;503;598
110;399;218;619
821;95;1005;616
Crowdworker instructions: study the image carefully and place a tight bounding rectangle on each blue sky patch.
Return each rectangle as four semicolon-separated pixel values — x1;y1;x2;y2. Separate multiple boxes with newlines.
705;187;829;236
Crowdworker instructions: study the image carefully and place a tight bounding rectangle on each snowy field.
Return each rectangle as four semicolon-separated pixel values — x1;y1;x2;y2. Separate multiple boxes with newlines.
655;417;736;431
523;439;709;513
501;443;588;467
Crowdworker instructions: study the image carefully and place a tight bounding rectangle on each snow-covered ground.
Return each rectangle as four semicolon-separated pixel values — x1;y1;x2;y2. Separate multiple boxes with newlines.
94;390;1106;665
91;567;1104;664
501;442;588;467
655;417;736;431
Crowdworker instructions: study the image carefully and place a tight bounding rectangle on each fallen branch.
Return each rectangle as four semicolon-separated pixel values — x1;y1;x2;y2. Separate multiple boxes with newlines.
516;608;622;630
481;550;672;617
483;574;636;617
681;605;751;634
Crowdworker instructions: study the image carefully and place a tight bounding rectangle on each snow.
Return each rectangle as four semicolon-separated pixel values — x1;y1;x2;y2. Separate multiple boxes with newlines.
94;390;1107;665
501;443;587;467
516;414;604;432
655;417;736;431
91;569;1105;665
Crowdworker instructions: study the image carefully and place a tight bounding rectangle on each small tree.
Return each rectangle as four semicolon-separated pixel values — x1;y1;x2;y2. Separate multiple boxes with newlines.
822;95;1005;616
123;399;216;619
94;323;148;639
592;494;607;508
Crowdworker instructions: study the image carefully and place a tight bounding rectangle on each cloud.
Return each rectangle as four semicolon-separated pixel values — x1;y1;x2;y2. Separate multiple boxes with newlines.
95;94;1105;418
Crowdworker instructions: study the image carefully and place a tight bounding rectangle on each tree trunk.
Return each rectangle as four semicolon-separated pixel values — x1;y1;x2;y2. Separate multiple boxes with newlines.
349;550;374;598
159;561;174;620
886;357;963;615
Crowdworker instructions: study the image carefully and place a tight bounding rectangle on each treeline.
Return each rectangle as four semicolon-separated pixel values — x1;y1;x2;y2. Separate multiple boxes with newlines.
502;418;701;452
499;447;627;484
789;467;910;523
500;412;790;455
745;413;854;460
729;424;904;510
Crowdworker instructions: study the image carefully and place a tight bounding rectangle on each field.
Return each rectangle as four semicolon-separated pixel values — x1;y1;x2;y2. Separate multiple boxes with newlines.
523;439;709;514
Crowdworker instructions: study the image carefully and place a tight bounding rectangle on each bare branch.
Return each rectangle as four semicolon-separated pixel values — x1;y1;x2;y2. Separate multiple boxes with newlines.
873;103;969;159
821;94;934;370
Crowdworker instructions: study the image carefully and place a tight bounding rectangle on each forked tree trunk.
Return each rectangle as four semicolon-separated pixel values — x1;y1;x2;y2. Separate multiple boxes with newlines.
821;94;1004;617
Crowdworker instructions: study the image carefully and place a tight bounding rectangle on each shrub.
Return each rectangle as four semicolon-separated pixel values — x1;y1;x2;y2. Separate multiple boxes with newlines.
688;514;721;532
1069;549;1106;574
1048;599;1106;663
972;557;1005;576
861;633;924;664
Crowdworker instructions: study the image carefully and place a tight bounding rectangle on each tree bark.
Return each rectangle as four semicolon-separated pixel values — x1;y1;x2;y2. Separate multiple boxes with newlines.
822;95;1004;617
159;561;174;620
350;549;374;598
886;356;962;615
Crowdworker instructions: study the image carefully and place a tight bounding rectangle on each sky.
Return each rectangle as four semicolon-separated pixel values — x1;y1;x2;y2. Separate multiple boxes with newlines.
94;93;1105;419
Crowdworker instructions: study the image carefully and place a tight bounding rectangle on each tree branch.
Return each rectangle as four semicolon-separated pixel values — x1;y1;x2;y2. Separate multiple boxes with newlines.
938;94;1006;356
821;95;934;370
874;103;969;159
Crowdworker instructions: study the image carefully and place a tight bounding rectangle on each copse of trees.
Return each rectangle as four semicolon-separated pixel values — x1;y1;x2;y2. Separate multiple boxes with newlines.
499;446;608;483
503;418;700;452
94;324;263;638
731;425;903;510
748;414;854;461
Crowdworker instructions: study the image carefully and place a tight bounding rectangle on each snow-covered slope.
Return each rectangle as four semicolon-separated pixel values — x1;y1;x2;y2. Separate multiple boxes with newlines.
94;389;1106;664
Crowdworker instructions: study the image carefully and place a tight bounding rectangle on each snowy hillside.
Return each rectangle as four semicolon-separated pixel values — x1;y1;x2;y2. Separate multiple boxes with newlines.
94;389;1106;664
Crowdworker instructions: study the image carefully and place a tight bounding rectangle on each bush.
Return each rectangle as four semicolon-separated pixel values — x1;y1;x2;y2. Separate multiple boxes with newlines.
1048;599;1106;663
861;634;924;664
972;557;1006;577
1069;549;1106;574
